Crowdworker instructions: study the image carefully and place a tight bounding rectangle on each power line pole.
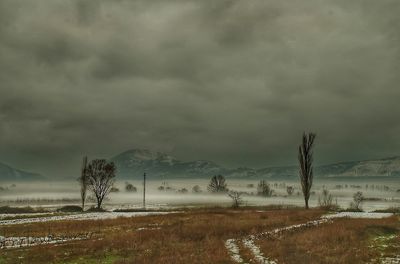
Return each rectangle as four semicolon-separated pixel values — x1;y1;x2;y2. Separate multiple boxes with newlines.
143;172;146;209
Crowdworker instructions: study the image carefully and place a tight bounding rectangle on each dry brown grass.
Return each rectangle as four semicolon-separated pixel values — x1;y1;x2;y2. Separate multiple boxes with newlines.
257;216;400;264
0;207;324;264
1;208;397;264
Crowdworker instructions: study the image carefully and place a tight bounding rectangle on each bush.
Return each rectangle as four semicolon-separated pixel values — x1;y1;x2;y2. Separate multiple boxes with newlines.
257;180;273;197
192;185;202;193
125;183;137;192
286;186;294;196
110;187;120;193
178;188;188;194
349;191;364;211
228;191;243;208
57;205;83;212
318;188;333;208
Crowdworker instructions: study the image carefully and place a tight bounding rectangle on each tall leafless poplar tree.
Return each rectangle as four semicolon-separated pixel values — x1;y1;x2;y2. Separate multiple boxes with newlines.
86;159;117;209
78;156;88;211
298;132;316;209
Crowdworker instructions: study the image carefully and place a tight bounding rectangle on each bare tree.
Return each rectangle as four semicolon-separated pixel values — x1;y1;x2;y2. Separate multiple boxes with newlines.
298;132;316;209
86;159;117;209
350;191;364;211
286;186;294;196
318;188;334;209
228;191;243;208
78;156;88;211
208;175;228;193
257;180;273;197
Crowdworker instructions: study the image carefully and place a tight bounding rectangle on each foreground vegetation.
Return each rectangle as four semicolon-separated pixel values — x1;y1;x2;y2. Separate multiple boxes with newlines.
0;207;398;264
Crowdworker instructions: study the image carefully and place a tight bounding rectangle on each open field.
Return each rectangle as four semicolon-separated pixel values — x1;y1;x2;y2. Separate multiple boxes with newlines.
0;207;398;264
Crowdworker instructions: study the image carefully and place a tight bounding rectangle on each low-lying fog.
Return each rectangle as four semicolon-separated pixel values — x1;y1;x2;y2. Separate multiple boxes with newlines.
0;178;399;212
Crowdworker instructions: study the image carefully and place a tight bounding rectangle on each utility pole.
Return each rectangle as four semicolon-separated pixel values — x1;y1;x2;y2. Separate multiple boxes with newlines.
143;172;146;209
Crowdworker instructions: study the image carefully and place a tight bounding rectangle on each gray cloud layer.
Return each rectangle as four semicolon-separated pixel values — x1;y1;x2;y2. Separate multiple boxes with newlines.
1;0;400;177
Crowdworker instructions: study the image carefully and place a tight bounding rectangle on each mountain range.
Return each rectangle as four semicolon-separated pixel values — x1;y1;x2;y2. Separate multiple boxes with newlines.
0;162;43;181
1;149;400;181
111;149;400;179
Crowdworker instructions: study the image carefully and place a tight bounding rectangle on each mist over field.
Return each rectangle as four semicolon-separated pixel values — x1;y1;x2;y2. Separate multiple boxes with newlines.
1;178;398;212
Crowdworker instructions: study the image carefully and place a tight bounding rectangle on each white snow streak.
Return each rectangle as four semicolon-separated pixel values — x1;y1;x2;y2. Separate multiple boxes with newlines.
242;237;277;264
225;239;246;263
322;212;393;219
0;211;174;226
0;233;93;249
381;256;400;264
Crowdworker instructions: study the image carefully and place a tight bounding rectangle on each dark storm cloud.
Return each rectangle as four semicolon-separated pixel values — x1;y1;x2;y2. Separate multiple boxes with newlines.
1;0;400;177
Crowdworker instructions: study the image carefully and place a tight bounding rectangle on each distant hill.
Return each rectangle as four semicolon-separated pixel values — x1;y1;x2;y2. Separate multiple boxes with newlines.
111;149;400;179
315;156;400;178
111;149;227;179
0;162;43;181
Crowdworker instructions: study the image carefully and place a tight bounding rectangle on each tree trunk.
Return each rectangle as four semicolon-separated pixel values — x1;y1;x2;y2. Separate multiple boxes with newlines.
305;198;309;209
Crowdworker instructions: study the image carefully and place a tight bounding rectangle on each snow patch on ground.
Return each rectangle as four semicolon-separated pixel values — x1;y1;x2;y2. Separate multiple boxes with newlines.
0;233;93;249
322;212;393;219
136;227;161;231
225;239;245;263
0;211;175;226
381;256;400;264
242;238;276;264
240;219;330;264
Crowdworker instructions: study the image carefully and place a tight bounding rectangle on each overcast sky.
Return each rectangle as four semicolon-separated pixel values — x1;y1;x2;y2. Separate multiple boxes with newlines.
1;0;400;177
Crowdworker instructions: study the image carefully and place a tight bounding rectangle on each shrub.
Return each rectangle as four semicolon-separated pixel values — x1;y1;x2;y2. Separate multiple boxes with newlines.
349;191;364;211
228;191;243;208
178;188;188;194
110;187;120;193
192;185;202;193
286;186;294;196
257;180;273;197
125;183;137;192
318;188;336;210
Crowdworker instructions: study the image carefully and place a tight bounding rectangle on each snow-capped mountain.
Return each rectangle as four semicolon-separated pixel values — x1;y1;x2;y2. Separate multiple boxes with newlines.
111;149;400;179
110;149;226;178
